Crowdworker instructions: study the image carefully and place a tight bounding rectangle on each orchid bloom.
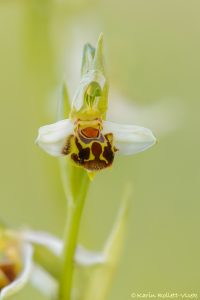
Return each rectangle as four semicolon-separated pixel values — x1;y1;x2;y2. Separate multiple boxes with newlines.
0;229;105;299
36;34;156;174
0;229;106;300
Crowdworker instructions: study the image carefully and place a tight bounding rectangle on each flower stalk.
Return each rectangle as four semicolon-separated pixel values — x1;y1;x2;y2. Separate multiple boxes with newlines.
59;180;88;300
56;77;90;300
59;154;89;300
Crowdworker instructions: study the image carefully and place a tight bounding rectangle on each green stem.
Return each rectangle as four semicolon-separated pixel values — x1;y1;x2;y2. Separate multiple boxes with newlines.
59;170;89;300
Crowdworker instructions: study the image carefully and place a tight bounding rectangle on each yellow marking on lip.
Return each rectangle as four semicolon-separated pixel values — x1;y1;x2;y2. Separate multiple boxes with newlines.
62;118;116;171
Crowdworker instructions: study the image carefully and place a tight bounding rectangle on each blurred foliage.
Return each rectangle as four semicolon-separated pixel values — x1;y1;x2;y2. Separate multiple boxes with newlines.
0;0;200;299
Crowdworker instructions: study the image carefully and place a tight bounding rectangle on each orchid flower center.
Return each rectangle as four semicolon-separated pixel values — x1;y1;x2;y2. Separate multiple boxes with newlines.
62;118;117;171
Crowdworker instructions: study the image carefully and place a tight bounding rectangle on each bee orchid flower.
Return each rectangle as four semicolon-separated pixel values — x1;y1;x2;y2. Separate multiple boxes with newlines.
36;34;156;174
0;229;104;299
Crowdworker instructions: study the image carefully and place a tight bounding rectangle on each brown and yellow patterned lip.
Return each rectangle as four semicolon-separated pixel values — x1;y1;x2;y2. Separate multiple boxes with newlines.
71;133;116;171
62;118;118;171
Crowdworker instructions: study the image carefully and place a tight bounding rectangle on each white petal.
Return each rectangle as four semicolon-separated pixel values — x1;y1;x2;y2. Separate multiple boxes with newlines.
36;119;74;156
30;264;58;298
0;243;33;300
21;230;63;257
75;245;106;266
21;230;106;266
103;121;156;155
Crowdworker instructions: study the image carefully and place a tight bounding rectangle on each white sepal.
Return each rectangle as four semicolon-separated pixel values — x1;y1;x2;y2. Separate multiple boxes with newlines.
21;230;105;266
75;245;106;266
36;119;73;156
21;230;63;257
0;243;33;300
103;121;156;155
30;264;58;299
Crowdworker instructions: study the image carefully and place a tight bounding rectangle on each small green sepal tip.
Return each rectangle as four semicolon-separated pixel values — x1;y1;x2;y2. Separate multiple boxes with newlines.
70;33;108;121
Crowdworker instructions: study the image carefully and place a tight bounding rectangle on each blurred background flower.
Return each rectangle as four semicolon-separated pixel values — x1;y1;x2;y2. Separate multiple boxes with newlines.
0;1;200;299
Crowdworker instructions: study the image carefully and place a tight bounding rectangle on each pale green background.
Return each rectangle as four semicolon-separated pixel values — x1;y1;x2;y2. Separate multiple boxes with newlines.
0;0;199;299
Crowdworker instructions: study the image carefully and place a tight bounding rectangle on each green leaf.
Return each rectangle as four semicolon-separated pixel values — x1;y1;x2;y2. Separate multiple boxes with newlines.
81;43;95;77
73;185;132;300
33;243;61;279
92;33;105;74
57;81;71;121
